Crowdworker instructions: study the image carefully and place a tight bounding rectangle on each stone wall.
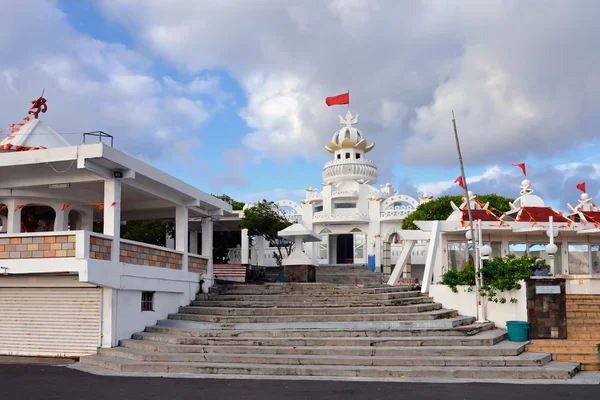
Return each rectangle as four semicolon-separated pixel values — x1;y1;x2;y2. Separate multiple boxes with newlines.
119;241;183;270
526;278;567;339
188;255;208;274
89;236;112;260
0;235;76;259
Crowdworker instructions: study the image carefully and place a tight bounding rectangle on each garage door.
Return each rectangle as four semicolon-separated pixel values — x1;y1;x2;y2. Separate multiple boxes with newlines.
0;287;101;357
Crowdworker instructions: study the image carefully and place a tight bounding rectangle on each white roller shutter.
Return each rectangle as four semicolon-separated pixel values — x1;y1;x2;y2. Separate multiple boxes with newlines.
0;287;101;357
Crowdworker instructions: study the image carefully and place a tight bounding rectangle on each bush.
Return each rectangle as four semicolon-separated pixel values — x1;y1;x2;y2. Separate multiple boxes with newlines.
440;254;549;303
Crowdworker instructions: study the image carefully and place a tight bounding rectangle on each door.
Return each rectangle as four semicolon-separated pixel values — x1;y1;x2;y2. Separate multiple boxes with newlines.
0;287;102;357
353;233;366;265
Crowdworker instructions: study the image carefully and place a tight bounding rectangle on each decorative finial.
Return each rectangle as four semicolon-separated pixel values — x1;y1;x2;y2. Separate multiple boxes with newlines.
338;111;359;128
28;89;47;119
519;179;533;196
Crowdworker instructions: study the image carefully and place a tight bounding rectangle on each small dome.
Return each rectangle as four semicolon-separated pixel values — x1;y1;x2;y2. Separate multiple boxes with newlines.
325;111;375;154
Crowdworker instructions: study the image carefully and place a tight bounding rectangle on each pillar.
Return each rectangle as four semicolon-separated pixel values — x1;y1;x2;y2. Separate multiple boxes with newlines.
255;236;266;267
241;228;249;264
189;230;199;254
54;208;69;231
201;217;214;286
175;205;189;271
5;198;22;233
103;179;122;262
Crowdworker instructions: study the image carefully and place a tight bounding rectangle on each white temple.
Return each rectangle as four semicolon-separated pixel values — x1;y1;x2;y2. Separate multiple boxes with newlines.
231;111;429;276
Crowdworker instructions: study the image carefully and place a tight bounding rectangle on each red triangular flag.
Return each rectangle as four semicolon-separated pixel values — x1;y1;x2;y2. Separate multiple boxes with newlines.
512;163;526;176
110;201;117;207
62;204;69;211
325;92;349;106
454;176;465;189
577;182;586;193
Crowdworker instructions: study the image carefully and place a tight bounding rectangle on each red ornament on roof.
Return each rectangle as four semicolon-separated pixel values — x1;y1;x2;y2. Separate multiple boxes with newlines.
28;91;48;119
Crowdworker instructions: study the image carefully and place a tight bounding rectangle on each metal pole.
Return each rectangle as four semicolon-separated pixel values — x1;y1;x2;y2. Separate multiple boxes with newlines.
452;111;482;322
549;216;555;274
477;219;486;322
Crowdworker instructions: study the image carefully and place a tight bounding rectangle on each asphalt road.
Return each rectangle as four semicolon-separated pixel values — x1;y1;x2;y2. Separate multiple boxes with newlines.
0;364;598;400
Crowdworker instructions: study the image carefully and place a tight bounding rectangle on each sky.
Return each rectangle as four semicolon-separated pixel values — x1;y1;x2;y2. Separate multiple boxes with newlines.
1;0;600;211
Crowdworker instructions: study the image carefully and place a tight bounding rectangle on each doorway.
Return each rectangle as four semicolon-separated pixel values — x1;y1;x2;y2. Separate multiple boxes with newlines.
336;234;354;264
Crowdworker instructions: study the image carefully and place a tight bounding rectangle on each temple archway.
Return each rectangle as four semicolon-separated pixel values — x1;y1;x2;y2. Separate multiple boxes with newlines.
0;204;7;233
68;210;83;231
275;200;302;223
382;228;410;276
20;205;56;232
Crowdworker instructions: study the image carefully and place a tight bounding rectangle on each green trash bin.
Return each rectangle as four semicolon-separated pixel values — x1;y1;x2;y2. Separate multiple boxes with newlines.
278;271;285;282
597;344;600;361
506;321;530;342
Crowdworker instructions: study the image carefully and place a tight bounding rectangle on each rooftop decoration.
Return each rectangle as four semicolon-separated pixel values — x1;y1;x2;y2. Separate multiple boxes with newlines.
325;111;375;153
28;91;48;119
568;181;600;226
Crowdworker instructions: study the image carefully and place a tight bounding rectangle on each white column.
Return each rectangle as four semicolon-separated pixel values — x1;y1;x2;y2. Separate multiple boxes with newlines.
201;217;214;286
103;179;121;262
54;208;69;231
255;236;266;267
5;198;22;233
175;206;189;271
189;230;198;254
241;228;249;264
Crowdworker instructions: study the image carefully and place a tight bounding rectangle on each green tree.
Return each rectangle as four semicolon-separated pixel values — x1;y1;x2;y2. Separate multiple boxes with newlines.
120;220;175;246
238;200;293;266
402;193;514;230
213;194;245;211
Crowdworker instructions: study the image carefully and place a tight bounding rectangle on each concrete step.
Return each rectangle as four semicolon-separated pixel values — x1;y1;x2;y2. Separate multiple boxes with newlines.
121;337;525;357
209;284;412;296
190;296;435;308
79;355;579;379
157;315;474;331
139;327;507;346
200;291;423;302
179;303;443;316
97;346;552;367
168;309;457;324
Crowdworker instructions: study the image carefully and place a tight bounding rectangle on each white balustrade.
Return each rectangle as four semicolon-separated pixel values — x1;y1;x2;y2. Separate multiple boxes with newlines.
391;243;428;265
331;190;359;197
313;212;369;222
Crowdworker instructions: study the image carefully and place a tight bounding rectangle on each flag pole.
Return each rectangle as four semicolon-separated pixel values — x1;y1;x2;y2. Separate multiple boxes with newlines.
451;111;484;323
348;89;350;112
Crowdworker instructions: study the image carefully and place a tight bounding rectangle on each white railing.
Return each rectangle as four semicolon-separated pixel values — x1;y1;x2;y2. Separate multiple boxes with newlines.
323;158;377;168
313;212;369;222
306;191;322;201
322;158;378;183
380;207;415;219
332;190;359;197
227;246;288;267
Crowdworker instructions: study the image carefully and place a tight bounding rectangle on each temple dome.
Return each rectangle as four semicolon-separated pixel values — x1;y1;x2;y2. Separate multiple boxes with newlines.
325;111;374;154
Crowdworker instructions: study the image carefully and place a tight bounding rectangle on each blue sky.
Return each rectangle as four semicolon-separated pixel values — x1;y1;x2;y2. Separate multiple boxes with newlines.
2;1;600;211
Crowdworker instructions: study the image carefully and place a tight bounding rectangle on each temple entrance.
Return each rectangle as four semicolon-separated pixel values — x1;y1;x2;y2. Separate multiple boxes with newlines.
336;234;354;264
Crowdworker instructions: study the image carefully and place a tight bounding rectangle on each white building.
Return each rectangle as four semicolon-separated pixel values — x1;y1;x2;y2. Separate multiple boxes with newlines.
227;111;429;277
0;104;232;357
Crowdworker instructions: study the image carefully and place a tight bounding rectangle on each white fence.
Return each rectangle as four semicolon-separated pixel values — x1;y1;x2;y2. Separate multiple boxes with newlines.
227;243;428;267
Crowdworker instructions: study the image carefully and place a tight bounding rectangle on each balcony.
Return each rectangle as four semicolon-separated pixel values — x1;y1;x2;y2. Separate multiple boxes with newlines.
380;207;414;220
322;158;378;184
313;211;369;223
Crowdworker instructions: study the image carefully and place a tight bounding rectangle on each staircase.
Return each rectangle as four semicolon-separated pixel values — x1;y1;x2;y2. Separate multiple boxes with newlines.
316;266;384;285
527;295;600;371
79;283;580;380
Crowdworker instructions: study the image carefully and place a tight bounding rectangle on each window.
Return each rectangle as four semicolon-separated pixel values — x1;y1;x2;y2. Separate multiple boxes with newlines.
334;202;356;209
141;291;154;311
591;245;600;274
318;237;328;260
314;205;323;212
356;153;361;159
508;243;527;257
447;241;469;271
569;244;590;274
337;154;341;159
345;152;350;159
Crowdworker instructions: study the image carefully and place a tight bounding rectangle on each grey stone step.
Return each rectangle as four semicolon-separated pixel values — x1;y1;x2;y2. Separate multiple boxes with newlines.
168;309;457;323
157;315;474;331
98;346;552;367
140;327;507;346
142;322;494;340
122;336;523;357
209;284;410;296
179;303;443;316
201;291;423;302
79;355;579;379
191;296;434;308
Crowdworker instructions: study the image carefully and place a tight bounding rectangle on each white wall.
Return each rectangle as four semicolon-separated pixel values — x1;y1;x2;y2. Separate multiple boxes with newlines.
566;277;600;294
429;283;528;329
114;289;185;344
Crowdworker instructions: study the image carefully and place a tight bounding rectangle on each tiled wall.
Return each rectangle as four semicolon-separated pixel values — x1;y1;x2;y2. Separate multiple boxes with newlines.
119;241;183;270
89;236;112;260
0;235;76;259
189;255;208;274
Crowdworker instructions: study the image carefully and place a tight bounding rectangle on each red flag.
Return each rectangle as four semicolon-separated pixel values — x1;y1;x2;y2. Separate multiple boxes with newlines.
325;92;349;106
110;201;117;207
512;163;526;176
454;176;465;189
577;182;586;193
62;204;69;211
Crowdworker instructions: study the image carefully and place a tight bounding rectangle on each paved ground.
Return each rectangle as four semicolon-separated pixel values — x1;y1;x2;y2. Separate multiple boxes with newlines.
0;362;599;400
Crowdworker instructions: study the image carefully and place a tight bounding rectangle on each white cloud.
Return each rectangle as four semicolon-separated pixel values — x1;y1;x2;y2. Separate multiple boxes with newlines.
96;0;600;186
236;188;307;204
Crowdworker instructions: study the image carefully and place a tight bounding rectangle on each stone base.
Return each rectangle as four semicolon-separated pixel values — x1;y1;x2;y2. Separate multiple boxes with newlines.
526;278;567;339
284;264;316;283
